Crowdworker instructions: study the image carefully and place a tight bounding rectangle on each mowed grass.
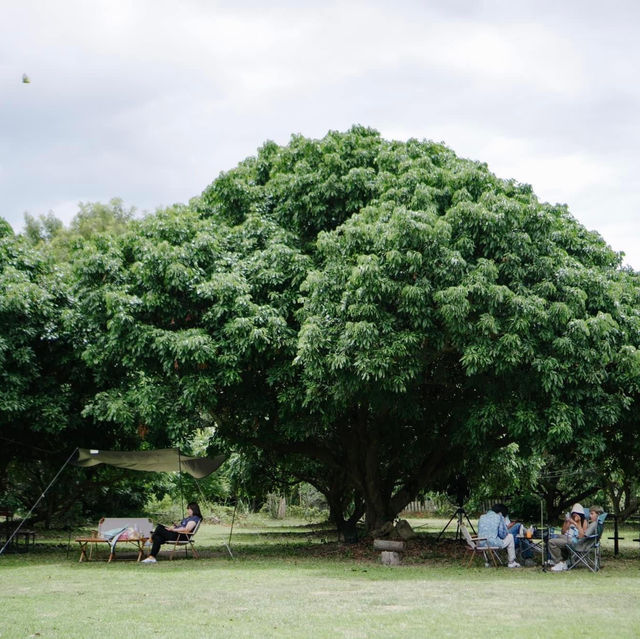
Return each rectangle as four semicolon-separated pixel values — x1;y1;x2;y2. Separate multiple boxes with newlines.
2;516;640;638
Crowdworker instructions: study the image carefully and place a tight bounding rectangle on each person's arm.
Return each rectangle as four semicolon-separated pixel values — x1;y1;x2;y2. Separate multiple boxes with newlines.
166;519;183;532
497;516;508;539
173;519;197;534
576;518;590;538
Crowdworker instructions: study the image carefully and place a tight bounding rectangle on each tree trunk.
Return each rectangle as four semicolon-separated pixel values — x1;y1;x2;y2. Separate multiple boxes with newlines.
276;496;286;519
322;479;364;542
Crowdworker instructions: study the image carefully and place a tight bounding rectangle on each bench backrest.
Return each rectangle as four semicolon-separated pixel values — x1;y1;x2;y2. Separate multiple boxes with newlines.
98;517;154;538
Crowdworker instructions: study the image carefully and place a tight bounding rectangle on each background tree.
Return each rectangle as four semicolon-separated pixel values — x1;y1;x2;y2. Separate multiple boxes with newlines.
1;205;152;525
0;217;15;238
23;211;63;245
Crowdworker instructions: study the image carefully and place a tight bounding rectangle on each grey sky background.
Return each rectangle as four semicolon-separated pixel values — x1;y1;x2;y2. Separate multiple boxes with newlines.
2;1;639;269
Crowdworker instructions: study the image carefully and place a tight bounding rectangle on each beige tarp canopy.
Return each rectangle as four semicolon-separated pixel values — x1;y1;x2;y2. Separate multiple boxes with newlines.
76;448;225;479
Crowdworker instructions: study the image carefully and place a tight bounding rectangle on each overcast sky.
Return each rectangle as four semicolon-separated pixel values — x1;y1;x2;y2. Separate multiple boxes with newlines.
2;1;639;269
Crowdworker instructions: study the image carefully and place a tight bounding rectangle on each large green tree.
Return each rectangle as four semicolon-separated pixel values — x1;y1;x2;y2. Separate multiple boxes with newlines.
66;127;640;531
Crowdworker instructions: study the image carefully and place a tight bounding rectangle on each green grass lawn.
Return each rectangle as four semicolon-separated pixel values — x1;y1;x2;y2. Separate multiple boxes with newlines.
2;516;640;638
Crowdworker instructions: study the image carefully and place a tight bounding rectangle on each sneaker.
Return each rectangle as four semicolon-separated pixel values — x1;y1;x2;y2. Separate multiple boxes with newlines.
141;556;157;564
507;561;521;568
550;561;567;572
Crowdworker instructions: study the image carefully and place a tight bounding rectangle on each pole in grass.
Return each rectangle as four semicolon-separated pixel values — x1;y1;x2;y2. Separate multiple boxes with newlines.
540;497;547;573
225;499;237;559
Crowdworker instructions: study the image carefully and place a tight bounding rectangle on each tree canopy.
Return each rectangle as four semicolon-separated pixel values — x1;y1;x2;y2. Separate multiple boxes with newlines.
56;126;640;531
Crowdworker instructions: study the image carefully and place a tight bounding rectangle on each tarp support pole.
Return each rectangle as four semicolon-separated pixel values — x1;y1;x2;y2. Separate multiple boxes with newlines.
177;448;185;519
540;497;547;572
0;447;79;557
225;500;237;559
192;476;234;559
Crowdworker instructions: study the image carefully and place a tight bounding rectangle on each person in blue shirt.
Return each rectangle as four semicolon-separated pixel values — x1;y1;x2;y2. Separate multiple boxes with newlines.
477;503;521;568
500;507;535;561
142;501;202;563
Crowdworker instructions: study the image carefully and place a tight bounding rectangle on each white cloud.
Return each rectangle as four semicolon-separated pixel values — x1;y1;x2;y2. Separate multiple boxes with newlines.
481;138;616;196
1;0;640;269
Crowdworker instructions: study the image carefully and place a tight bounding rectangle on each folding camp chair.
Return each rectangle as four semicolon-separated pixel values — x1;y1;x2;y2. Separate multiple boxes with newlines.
566;513;607;572
166;519;201;560
460;524;505;567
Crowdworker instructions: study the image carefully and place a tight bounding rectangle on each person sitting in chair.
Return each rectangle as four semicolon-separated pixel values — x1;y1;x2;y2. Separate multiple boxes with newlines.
498;505;536;562
548;502;587;570
550;504;603;572
142;501;202;563
477;503;521;568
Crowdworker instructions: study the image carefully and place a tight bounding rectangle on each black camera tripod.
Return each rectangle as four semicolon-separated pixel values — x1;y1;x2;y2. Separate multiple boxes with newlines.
437;505;476;541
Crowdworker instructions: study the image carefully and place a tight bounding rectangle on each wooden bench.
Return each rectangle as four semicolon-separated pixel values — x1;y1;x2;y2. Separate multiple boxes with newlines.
75;517;153;563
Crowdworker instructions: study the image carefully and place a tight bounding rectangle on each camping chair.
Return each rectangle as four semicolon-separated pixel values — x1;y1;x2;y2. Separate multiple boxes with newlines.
460;524;505;567
166;519;201;560
566;513;607;572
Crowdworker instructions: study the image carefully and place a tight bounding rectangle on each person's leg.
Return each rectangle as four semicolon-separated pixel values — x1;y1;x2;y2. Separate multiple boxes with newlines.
510;524;523;550
510;523;532;558
500;533;516;563
548;537;567;564
544;531;558;558
150;525;167;557
150;525;179;558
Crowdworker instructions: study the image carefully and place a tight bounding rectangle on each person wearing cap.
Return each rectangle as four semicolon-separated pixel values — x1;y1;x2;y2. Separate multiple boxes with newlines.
548;502;589;571
477;503;521;568
575;505;604;550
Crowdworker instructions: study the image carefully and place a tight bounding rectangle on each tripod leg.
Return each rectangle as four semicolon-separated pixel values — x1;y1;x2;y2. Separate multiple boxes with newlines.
463;511;477;535
437;511;460;540
455;509;464;540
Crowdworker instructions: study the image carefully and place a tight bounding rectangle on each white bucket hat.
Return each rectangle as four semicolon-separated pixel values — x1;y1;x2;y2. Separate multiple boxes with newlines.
571;503;584;515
